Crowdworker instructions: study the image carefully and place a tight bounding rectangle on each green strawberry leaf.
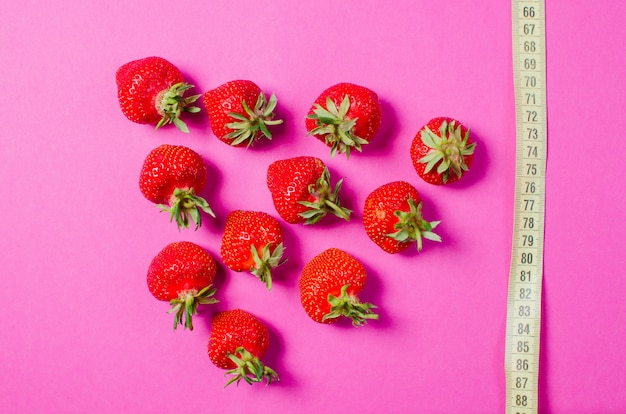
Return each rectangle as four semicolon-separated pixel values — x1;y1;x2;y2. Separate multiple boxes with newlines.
386;198;442;252
155;82;200;133
297;167;352;224
307;94;368;159
224;347;279;387
223;92;283;147
417;120;477;183
168;284;218;331
157;188;215;231
250;242;286;290
322;284;379;327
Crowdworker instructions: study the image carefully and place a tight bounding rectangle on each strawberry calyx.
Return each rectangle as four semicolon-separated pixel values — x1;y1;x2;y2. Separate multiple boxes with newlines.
322;284;379;327
155;82;201;133
157;188;215;231
298;167;352;225
387;198;441;251
307;95;369;158
418;119;476;183
225;92;283;147
250;242;286;291
225;347;279;387
168;284;218;331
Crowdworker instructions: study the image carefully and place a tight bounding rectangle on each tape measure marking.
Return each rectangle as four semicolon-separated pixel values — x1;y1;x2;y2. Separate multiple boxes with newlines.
505;1;546;413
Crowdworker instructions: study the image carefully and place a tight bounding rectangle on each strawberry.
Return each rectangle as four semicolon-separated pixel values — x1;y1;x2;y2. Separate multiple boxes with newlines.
363;181;441;254
202;80;282;147
305;82;382;158
208;309;279;386
298;248;378;327
147;241;218;330
139;144;215;230
266;156;352;225
410;117;477;185
115;56;200;133
220;210;285;290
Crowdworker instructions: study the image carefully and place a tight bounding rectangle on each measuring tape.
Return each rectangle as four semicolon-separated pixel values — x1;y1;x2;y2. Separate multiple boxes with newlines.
505;0;547;413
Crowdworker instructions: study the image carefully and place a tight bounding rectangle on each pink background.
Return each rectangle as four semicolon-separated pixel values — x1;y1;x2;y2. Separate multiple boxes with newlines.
1;1;625;413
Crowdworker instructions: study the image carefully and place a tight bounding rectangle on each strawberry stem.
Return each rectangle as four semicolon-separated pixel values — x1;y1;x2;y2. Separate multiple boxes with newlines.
307;95;369;158
224;92;283;147
155;82;201;133
250;242;286;290
322;284;378;327
417;119;476;183
224;347;279;387
386;198;441;251
157;188;215;231
168;284;218;331
297;167;352;224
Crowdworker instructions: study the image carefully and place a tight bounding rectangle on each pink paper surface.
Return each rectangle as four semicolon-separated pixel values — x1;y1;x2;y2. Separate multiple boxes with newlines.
1;1;624;413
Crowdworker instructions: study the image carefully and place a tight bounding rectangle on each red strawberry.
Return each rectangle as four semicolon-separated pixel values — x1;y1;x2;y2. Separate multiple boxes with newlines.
266;156;352;224
299;248;378;327
208;309;279;386
305;82;382;158
147;241;218;330
115;56;200;133
410;117;477;185
139;144;215;230
220;210;285;290
363;181;441;254
202;80;282;147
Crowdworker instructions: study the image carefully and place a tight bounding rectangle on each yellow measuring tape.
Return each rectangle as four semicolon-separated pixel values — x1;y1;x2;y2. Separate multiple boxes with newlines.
505;0;546;413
